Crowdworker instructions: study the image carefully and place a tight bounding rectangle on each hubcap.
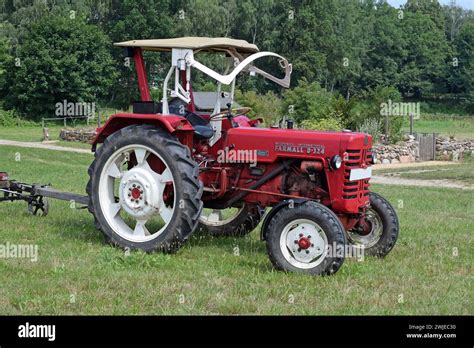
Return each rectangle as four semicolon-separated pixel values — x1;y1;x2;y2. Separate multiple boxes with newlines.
98;145;176;243
347;208;383;248
280;219;328;269
119;166;161;220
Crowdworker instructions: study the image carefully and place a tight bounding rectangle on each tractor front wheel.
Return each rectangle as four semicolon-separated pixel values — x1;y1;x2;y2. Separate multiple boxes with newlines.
265;201;346;276
346;192;399;257
86;125;203;253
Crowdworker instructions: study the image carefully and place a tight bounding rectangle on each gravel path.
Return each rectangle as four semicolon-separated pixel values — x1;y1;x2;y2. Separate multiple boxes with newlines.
0;139;92;154
373;161;458;170
371;175;474;190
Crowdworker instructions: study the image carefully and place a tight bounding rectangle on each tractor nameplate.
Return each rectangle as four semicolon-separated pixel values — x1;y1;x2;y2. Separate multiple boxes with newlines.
275;142;325;155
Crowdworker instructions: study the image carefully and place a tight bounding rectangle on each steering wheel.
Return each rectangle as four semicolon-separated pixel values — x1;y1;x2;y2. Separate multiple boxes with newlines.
210;107;252;120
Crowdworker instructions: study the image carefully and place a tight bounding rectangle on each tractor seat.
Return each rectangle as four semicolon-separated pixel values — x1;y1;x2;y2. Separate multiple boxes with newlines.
185;112;214;140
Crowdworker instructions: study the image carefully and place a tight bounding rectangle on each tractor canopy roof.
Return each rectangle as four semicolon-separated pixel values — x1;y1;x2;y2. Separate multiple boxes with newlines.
115;37;259;55
118;36;292;120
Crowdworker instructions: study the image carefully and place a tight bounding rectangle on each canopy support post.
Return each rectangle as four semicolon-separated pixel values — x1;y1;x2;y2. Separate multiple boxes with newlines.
133;48;151;102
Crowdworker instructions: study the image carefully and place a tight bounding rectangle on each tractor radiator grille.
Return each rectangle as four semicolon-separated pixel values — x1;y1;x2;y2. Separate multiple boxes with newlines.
342;148;372;200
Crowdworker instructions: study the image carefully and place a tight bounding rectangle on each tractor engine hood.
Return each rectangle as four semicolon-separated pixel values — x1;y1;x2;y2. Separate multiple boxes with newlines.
222;127;372;164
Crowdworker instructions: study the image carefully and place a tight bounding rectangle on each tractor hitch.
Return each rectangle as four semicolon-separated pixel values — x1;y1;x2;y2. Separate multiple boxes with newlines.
0;171;89;216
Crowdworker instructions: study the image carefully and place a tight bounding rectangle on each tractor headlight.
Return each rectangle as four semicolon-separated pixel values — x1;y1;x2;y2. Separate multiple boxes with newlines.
330;155;342;170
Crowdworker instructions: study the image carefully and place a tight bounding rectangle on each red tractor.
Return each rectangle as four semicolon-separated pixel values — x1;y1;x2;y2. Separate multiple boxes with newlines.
86;37;399;275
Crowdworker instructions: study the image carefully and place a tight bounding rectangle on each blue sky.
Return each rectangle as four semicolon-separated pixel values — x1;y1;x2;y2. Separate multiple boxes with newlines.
386;0;474;9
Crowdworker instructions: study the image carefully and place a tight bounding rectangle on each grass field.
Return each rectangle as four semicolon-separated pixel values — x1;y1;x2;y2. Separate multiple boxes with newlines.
401;116;474;139
0;126;93;149
0;145;472;315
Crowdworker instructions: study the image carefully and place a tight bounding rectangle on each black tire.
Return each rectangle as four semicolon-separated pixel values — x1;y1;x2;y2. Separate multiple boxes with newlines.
347;192;399;257
198;204;263;237
86;124;203;253
265;201;346;276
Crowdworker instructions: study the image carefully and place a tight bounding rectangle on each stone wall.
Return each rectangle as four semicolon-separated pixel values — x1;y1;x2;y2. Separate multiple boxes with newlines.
373;136;474;164
436;137;474;161
59;128;96;143
373;137;418;164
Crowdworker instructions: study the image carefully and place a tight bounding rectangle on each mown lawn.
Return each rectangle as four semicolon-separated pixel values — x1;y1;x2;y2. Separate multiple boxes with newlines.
0;145;472;315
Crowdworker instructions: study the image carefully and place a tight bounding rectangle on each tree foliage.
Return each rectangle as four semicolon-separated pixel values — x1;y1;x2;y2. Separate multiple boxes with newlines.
0;0;473;121
2;16;116;119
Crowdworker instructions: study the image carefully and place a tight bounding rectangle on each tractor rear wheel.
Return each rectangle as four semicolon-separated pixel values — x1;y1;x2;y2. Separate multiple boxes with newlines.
198;204;263;237
346;192;399;257
265;201;346;276
86;125;203;253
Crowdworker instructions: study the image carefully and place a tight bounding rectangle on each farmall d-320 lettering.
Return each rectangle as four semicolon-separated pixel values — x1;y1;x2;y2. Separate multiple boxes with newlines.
1;37;399;275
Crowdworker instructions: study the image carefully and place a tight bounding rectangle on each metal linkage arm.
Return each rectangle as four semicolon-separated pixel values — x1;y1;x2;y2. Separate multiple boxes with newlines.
189;51;292;88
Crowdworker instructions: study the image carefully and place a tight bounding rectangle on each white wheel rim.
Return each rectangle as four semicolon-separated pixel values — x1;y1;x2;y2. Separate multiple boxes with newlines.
98;144;176;243
199;206;245;227
347;208;383;248
280;218;328;269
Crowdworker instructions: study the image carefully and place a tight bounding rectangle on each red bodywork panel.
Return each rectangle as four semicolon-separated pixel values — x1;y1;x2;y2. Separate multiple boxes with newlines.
201;126;372;216
92;113;194;147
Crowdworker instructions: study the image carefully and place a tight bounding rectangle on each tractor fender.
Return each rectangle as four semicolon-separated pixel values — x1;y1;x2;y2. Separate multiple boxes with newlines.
91;113;194;145
260;198;311;241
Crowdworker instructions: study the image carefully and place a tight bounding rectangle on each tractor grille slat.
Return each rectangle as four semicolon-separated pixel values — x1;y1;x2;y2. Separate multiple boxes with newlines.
342;148;372;200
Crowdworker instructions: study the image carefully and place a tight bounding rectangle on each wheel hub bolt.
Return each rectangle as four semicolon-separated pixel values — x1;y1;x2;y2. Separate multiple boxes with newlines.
297;237;311;250
131;187;142;200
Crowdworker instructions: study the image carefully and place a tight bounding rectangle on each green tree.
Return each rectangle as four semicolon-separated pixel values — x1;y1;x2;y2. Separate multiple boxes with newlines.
0;37;11;96
359;2;406;91
2;15;116;119
451;22;474;111
103;0;177;108
399;0;450;97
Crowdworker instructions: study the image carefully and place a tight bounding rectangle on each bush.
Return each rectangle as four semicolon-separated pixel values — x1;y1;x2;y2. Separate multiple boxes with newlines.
235;90;283;126
357;117;383;141
300;118;343;131
0;108;38;127
282;80;347;124
349;86;403;144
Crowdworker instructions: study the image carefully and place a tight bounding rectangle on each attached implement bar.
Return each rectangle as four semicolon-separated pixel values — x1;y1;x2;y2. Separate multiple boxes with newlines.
32;186;89;206
1;178;90;217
